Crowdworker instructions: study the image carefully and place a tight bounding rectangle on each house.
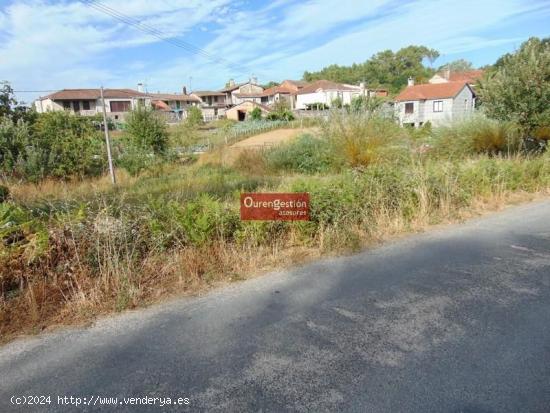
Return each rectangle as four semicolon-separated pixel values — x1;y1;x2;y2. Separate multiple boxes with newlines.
34;88;151;121
394;79;476;127
191;91;228;120
221;78;264;106
294;80;384;110
429;69;484;87
149;92;201;122
225;101;272;121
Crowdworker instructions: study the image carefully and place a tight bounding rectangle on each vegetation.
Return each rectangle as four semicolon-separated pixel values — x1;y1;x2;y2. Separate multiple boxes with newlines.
250;107;263;121
124;105;168;154
1;42;550;343
186;106;204;127
1;111;105;181
266;100;295;121
478;37;550;138
438;59;474;72
303;45;440;93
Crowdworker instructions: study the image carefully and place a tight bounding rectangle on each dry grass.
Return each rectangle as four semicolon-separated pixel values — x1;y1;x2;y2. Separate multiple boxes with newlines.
1;183;547;345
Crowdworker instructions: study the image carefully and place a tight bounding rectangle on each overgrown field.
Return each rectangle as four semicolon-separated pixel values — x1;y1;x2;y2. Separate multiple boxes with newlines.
1;113;549;342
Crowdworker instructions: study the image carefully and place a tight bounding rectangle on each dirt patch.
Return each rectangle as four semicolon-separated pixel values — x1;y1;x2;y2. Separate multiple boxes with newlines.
209;128;318;166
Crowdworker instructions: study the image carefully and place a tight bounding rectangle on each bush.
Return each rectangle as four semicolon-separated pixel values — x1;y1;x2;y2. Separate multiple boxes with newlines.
27;112;105;181
0;116;29;174
249;107;262;121
431;116;522;158
266;134;334;173
186;106;204;127
125;105;168;154
233;149;268;175
478;37;550;136
323;111;409;168
0;185;9;202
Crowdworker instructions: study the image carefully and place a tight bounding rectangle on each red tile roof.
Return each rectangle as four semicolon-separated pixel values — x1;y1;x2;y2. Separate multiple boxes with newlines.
447;70;484;83
295;80;358;95
152;100;171;111
42;88;147;100
395;82;472;102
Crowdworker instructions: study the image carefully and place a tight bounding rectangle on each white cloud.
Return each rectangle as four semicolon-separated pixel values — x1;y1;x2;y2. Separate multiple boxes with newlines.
1;0;547;103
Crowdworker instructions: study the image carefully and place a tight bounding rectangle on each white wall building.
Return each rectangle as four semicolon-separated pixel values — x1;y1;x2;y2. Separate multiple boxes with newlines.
34;88;151;122
294;80;363;110
394;80;476;127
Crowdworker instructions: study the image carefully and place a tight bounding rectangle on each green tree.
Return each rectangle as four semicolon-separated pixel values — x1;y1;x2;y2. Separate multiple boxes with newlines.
478;37;550;136
186;106;204;127
28;112;104;180
438;59;474;72
125;105;169;154
249;107;262;121
0;81;35;123
0;116;29;173
302;45;439;93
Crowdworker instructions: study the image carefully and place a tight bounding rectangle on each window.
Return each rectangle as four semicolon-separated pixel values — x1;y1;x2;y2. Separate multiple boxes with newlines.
82;101;91;110
110;100;131;112
72;101;80;111
433;100;443;112
405;102;414;114
63;101;71;110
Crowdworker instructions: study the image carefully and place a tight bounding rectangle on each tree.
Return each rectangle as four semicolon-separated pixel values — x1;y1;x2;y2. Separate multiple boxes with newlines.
302;45;439;93
438;59;474;72
478;37;550;136
186;106;203;127
0;81;35;123
125;105;169;154
249;107;262;121
261;81;278;89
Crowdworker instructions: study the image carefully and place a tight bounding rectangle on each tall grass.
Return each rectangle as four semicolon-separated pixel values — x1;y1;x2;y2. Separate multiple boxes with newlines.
1;113;549;342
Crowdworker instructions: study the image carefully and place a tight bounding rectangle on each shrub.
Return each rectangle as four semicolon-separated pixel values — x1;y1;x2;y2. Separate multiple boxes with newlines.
249;107;262;121
233;149;268;175
0;116;29;174
431;116;522;158
186;106;204;127
125;105;168;154
266;134;335;173
323;111;409;168
26;111;105;181
478;37;550;136
0;185;9;202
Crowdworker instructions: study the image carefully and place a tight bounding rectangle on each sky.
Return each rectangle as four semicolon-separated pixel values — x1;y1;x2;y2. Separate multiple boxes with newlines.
1;0;549;104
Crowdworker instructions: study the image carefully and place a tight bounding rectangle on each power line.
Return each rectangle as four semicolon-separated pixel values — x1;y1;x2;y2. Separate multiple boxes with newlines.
80;0;255;76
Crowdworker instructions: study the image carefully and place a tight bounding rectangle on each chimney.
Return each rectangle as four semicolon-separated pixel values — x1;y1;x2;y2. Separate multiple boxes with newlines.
251;76;258;85
183;86;188;95
229;79;235;87
407;77;415;87
137;82;144;93
444;68;451;80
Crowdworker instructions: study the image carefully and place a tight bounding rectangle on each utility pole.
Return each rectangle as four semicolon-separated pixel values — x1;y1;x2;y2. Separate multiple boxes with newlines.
100;86;116;185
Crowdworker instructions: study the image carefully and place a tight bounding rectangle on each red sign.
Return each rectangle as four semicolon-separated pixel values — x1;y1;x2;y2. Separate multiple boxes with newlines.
240;193;310;221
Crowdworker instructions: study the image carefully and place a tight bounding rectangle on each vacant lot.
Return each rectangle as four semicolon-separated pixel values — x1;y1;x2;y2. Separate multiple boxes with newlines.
1;114;549;343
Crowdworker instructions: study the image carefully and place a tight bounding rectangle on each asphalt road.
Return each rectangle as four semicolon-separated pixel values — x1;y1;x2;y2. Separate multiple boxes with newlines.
1;200;550;413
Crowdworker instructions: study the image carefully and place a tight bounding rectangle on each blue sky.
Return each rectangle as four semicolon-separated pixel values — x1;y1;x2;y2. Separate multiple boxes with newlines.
1;0;549;103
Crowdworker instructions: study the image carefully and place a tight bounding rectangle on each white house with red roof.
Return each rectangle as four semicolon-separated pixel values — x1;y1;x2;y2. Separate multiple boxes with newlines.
294;80;363;110
34;87;152;121
394;79;476;127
